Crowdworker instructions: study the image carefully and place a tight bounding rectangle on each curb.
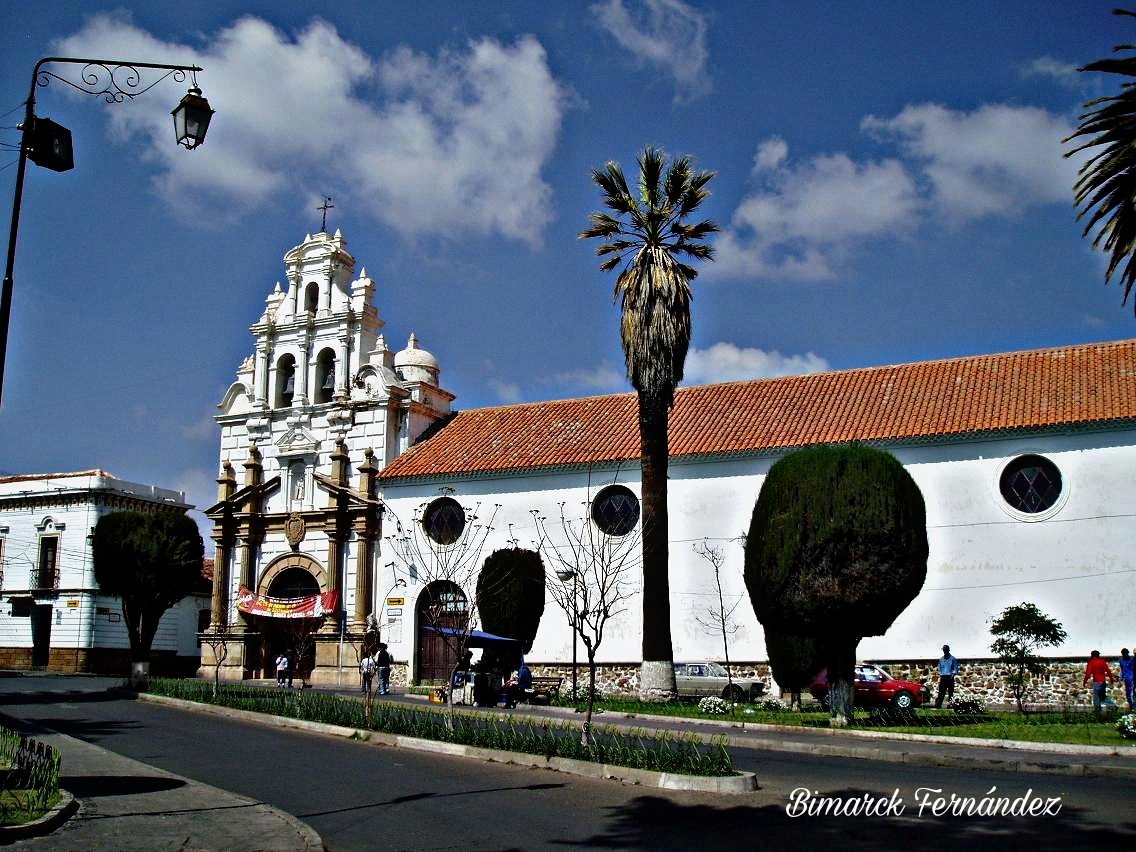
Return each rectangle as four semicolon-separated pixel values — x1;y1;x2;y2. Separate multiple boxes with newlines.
0;790;78;842
135;692;758;794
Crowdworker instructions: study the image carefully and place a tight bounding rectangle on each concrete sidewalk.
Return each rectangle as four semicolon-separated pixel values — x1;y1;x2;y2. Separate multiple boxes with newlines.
1;720;322;851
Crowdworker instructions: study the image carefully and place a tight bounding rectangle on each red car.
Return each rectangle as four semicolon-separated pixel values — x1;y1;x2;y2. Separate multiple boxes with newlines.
810;663;930;711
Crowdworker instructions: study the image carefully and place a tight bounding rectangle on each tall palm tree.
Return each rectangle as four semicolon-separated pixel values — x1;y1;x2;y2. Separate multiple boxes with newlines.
1066;9;1136;314
580;146;718;700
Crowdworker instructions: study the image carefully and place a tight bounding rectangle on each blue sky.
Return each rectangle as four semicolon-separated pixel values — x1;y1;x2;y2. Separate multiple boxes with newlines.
2;1;1134;539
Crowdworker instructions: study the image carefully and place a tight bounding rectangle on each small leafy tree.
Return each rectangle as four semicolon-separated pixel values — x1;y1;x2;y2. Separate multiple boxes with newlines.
764;630;823;711
92;510;204;690
476;547;546;654
989;602;1068;713
745;444;928;726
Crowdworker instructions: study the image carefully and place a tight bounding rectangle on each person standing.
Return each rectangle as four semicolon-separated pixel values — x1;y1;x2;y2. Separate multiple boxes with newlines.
375;643;392;696
360;654;375;697
1119;648;1135;709
1083;650;1115;712
275;653;288;687
934;644;959;708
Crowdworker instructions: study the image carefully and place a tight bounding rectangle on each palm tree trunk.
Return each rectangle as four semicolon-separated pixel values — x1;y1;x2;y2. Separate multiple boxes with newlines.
638;390;677;701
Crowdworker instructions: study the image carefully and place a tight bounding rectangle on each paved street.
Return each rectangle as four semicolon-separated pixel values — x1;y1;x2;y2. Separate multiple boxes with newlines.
2;676;1136;850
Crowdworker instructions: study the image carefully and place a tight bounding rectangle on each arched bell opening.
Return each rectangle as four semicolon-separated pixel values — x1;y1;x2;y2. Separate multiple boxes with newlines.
315;348;336;404
275;354;296;408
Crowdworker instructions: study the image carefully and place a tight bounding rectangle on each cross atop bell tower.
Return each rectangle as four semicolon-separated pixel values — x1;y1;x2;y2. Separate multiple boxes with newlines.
317;196;334;233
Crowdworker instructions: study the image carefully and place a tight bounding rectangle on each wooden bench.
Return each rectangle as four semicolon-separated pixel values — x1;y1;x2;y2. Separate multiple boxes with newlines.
521;676;563;705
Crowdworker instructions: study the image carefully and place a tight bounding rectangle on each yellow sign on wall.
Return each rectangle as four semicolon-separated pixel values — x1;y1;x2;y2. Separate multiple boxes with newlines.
387;597;405;607
66;600;80;609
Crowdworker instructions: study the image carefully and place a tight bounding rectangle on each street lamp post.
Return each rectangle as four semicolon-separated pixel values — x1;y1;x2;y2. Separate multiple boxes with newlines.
556;568;578;700
0;56;214;409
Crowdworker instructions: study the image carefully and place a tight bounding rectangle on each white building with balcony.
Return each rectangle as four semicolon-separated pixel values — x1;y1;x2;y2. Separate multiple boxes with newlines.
0;470;207;674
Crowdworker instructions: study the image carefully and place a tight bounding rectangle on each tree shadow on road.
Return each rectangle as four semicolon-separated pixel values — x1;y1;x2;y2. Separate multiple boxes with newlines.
63;774;186;798
564;789;1136;851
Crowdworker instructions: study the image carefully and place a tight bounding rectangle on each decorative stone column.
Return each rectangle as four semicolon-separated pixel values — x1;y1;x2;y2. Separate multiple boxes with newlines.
353;448;379;626
240;443;264;591
210;460;237;629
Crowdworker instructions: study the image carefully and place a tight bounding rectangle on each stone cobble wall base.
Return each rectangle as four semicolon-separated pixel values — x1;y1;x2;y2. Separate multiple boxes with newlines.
524;658;1131;710
0;646;197;678
872;658;1131;710
524;662;774;698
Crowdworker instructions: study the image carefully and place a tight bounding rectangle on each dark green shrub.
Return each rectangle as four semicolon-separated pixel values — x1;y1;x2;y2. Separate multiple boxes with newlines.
477;548;546;654
745;444;928;724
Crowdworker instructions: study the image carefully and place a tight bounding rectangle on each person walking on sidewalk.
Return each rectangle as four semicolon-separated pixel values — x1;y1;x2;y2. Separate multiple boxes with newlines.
934;644;959;708
275;653;288;687
360;654;375;697
376;643;392;695
1084;650;1115;712
1119;648;1135;709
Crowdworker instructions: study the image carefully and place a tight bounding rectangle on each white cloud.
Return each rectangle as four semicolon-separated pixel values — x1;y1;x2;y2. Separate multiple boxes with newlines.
51;13;568;246
716;102;1078;282
1022;56;1082;90
683;342;829;384
752;137;788;173
591;0;711;100
488;378;523;404
181;413;219;442
551;362;627;394
715;140;921;281
862;103;1077;222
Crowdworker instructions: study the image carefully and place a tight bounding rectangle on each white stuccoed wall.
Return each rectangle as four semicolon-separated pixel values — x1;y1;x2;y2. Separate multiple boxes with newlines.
378;424;1136;676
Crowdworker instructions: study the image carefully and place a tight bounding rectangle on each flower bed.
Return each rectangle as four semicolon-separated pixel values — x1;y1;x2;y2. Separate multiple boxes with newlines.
149;679;736;777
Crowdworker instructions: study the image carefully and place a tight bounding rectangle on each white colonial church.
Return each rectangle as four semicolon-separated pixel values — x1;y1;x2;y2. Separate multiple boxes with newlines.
205;227;1136;697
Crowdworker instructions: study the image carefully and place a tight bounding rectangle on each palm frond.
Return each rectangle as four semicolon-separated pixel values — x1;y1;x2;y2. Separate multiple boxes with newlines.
671;220;720;242
596;240;637;256
663;157;692;210
638;147;665;208
1066;9;1136;312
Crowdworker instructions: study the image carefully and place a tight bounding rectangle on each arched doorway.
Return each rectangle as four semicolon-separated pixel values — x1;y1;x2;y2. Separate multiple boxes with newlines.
416;581;468;683
255;554;328;682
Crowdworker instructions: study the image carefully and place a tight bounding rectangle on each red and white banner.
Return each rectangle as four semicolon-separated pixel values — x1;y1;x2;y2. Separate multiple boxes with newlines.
236;586;339;619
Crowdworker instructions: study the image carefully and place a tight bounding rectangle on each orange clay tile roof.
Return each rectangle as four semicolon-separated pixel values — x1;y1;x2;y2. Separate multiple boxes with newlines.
379;338;1136;483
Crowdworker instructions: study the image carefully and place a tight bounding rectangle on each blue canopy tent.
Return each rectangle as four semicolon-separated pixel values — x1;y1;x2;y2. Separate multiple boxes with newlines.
423;626;524;705
422;626;521;651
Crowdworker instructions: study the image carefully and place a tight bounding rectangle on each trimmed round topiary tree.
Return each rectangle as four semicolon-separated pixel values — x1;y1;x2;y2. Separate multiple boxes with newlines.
764;629;824;711
745;443;928;725
476;547;546;659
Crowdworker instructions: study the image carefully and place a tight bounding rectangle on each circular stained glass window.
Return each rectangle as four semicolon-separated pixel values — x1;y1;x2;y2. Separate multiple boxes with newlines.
591;485;640;536
422;497;466;545
999;455;1062;514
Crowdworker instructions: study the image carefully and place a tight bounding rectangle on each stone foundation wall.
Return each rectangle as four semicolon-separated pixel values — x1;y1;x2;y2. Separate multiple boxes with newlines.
522;661;774;697
520;658;1130;709
0;646;198;678
869;658;1129;710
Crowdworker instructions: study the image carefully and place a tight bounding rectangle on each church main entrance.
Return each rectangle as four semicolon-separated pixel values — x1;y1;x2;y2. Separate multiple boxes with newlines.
236;555;332;681
261;566;321;679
